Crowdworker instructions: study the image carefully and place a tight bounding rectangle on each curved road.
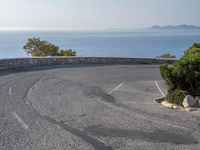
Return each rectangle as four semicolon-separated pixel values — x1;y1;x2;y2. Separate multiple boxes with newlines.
0;65;200;150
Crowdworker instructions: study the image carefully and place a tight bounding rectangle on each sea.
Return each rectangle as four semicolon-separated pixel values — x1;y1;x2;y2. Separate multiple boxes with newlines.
0;30;200;59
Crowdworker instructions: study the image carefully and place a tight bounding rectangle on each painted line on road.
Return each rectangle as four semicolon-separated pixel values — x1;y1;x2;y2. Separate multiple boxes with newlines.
12;112;29;130
97;80;189;130
87;133;108;145
108;82;124;94
154;81;165;97
9;87;12;95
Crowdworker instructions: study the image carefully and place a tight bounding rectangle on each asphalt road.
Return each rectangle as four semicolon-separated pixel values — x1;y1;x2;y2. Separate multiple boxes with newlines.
0;64;200;150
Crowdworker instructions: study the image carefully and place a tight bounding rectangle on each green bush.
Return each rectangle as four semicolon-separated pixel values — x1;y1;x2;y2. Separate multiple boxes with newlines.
156;53;176;58
160;64;177;91
165;89;188;106
186;43;200;54
160;43;200;105
58;49;77;56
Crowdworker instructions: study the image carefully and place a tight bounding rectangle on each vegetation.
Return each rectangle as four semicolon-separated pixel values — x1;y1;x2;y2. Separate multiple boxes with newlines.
160;43;200;105
156;53;176;58
58;49;77;56
185;43;200;54
23;37;77;57
165;89;188;106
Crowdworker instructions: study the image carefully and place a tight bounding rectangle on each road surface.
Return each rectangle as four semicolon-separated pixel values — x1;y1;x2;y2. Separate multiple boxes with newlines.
0;64;200;150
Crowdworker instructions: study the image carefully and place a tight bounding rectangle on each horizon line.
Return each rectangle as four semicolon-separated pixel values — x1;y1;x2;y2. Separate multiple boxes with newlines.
0;24;200;31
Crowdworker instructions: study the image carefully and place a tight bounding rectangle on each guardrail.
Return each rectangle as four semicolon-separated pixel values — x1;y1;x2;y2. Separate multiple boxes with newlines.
0;57;176;70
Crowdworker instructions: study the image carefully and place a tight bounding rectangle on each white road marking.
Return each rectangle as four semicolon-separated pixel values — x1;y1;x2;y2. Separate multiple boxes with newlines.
96;138;106;143
12;112;29;130
108;82;124;94
9;87;12;95
154;81;165;97
88;133;107;144
97;80;189;131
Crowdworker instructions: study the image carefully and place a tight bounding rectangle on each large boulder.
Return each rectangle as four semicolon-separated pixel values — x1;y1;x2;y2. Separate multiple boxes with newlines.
182;95;197;108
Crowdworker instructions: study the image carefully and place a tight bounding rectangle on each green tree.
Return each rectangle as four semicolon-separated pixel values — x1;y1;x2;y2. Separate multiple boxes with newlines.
156;53;176;58
23;37;77;57
23;37;59;56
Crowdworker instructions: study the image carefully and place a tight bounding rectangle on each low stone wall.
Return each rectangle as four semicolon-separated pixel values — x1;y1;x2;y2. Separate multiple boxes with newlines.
0;57;176;70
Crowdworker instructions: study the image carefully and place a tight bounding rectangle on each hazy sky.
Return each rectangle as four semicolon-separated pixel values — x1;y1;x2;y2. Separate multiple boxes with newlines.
0;0;199;30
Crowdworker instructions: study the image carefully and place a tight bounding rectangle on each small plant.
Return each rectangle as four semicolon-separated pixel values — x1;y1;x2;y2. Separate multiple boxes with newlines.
165;89;188;106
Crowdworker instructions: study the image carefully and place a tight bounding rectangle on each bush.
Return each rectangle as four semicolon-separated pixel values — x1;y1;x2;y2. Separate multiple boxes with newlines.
165;89;188;106
160;43;200;105
186;43;200;54
156;53;176;58
160;64;177;91
58;49;77;56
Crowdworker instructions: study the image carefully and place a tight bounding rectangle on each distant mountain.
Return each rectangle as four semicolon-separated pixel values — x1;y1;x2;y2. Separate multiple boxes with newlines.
147;25;200;30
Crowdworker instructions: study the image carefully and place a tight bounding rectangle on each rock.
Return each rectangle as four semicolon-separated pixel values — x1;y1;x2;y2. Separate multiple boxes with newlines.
185;107;196;112
185;107;191;112
182;95;197;108
161;101;173;109
196;96;200;101
195;96;200;107
172;104;180;109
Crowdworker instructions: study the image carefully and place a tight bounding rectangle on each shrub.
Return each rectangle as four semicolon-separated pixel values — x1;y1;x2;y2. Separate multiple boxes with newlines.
156;53;176;58
186;43;200;54
58;49;77;56
165;89;188;106
160;43;200;105
159;64;177;91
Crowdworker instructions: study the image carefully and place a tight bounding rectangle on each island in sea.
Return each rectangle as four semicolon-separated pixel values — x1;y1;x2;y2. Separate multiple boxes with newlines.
146;24;200;31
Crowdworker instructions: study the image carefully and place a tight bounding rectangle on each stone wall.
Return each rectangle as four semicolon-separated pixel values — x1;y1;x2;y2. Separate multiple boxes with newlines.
0;57;176;70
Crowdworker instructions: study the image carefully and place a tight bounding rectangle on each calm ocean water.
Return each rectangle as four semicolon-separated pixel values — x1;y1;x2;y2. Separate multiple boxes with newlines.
0;30;200;58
